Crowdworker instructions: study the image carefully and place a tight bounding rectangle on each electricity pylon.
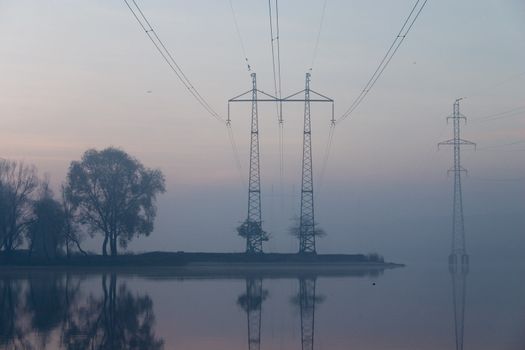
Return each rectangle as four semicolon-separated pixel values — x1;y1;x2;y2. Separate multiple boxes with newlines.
299;73;315;254
298;73;334;254
449;256;468;350
229;73;265;253
228;73;333;253
237;278;268;350
438;98;475;266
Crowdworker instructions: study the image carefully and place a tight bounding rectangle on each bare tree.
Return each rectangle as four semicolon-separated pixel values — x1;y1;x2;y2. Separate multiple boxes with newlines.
65;148;166;256
27;182;67;260
61;185;87;257
288;216;327;239
0;160;39;256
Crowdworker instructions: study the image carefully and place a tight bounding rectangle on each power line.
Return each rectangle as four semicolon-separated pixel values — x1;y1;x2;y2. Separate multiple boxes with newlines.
268;0;285;202
465;71;525;99
124;0;245;187
226;124;246;187
337;0;429;124
124;0;224;123
228;0;251;72
317;123;335;195
310;0;328;71
471;105;525;123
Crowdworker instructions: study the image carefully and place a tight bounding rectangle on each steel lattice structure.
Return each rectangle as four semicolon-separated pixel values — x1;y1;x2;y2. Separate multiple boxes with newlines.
450;258;468;350
228;73;333;254
299;73;316;253
299;277;317;350
438;98;475;266
237;278;266;350
243;73;264;253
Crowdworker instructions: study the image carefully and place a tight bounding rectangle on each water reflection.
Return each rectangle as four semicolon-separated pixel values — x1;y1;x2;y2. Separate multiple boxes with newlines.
237;279;268;350
450;257;468;350
0;273;163;350
293;278;325;350
0;277;29;349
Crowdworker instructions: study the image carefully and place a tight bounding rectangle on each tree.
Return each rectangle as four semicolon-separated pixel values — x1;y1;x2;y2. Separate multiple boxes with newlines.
288;216;327;239
0;159;39;256
61;185;87;257
27;182;67;260
65;148;166;256
236;220;269;242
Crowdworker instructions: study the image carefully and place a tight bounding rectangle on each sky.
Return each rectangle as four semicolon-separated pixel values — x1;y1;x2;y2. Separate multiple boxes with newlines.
0;0;524;263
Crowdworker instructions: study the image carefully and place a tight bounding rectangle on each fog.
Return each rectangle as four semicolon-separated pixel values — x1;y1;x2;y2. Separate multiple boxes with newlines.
1;0;524;264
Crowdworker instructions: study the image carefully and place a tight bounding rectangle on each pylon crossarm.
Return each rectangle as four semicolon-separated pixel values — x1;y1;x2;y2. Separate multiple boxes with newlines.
229;89;254;102
308;89;334;102
256;89;279;100
282;89;306;100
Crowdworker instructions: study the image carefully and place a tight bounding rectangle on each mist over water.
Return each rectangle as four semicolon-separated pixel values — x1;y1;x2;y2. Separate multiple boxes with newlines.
1;0;524;349
1;262;524;350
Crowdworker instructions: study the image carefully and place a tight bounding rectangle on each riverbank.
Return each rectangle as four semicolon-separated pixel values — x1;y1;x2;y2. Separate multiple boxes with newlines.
0;251;403;278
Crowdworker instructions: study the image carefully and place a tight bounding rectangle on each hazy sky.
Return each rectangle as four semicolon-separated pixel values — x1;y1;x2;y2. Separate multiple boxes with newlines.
1;0;524;263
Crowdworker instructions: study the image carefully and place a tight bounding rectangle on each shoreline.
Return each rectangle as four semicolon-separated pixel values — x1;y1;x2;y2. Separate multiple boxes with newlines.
0;251;403;278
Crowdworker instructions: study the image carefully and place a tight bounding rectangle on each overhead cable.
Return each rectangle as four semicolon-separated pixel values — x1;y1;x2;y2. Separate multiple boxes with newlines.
337;0;429;124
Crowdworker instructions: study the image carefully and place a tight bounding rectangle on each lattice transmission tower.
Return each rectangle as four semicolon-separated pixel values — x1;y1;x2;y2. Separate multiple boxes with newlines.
438;98;475;266
298;73;333;254
449;255;468;350
228;73;333;254
229;73;266;253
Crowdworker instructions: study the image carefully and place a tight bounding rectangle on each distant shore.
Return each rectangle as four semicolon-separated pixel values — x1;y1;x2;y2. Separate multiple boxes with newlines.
0;251;403;277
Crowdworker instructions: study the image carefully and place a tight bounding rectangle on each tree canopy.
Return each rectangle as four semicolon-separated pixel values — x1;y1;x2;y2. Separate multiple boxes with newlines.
65;147;166;256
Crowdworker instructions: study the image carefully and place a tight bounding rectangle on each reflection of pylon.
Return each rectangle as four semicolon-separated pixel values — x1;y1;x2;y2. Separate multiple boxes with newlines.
237;278;268;350
438;98;475;265
450;261;468;350
297;278;325;350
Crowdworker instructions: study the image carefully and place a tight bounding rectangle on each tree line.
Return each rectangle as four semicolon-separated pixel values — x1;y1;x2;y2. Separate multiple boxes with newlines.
0;147;165;259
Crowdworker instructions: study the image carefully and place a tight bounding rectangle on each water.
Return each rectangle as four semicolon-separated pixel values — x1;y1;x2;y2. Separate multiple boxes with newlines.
0;263;524;349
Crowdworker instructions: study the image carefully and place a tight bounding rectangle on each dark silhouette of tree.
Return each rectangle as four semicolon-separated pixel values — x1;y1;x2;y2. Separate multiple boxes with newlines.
27;182;67;259
61;274;164;350
236;220;269;242
288;216;326;239
65;148;165;256
60;185;87;257
0;159;39;256
0;277;32;349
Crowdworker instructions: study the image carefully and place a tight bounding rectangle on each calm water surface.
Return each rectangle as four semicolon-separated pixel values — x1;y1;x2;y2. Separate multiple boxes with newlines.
0;263;524;349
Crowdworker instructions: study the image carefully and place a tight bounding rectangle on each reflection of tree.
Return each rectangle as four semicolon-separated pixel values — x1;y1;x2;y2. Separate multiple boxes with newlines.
237;279;268;350
62;274;163;350
0;278;32;349
25;273;73;348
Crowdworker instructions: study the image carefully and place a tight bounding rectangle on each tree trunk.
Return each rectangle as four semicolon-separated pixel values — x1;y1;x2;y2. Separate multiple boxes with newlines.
110;233;117;257
102;234;108;256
